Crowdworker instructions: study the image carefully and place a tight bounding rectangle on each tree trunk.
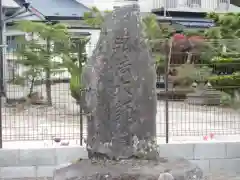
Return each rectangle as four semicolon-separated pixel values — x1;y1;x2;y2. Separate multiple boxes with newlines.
28;77;35;96
45;67;52;106
45;38;52;106
234;89;240;102
77;43;82;105
186;52;192;64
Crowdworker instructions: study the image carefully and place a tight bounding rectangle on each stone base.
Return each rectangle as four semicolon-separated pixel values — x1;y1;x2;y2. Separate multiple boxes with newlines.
186;94;221;105
186;91;221;106
157;88;194;100
54;159;203;180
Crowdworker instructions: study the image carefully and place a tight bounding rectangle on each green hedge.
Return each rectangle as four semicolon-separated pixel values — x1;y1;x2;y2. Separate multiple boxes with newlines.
208;73;240;87
211;56;240;66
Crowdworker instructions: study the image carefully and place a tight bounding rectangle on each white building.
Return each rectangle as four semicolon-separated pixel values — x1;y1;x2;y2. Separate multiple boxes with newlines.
78;0;231;12
4;0;239;82
4;0;100;81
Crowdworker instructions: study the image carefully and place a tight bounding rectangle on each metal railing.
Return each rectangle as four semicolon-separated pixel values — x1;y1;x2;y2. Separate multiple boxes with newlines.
152;0;230;12
0;39;240;147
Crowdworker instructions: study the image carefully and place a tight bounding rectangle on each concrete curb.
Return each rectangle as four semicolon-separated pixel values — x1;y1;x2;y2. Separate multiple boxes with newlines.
0;142;240;178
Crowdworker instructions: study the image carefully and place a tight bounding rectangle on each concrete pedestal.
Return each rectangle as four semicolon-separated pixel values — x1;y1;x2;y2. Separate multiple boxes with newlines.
54;159;203;180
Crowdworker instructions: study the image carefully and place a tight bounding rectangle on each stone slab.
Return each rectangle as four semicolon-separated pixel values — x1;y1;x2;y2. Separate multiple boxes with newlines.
159;144;194;159
19;148;56;166
55;147;88;164
194;143;226;159
0;149;19;167
36;166;57;177
0;166;36;178
54;159;203;180
209;159;240;173
226;142;240;159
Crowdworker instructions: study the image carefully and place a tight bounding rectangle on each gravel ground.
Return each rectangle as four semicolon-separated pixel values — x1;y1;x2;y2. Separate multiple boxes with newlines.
2;83;240;145
3;172;240;180
3;83;87;142
205;172;240;180
3;178;52;180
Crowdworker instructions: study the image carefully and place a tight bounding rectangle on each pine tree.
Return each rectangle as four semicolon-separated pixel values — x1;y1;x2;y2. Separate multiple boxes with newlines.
61;37;90;104
15;21;69;105
15;36;44;96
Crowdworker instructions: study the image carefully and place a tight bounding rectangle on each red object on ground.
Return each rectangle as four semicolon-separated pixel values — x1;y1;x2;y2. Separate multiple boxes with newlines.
209;133;214;139
203;135;208;141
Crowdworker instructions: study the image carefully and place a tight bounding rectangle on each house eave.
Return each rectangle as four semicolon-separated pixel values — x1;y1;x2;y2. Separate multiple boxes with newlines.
68;26;100;30
45;16;84;21
152;9;207;18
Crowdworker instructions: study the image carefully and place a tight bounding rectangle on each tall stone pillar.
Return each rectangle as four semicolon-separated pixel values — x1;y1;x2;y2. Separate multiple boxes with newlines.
54;4;204;180
81;4;157;160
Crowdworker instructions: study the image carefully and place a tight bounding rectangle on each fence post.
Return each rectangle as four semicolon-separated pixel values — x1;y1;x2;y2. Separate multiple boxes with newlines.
80;105;83;145
0;0;3;148
164;38;171;144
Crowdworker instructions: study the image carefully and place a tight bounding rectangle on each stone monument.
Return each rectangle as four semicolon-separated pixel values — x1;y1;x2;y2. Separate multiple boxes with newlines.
54;4;203;180
81;3;157;159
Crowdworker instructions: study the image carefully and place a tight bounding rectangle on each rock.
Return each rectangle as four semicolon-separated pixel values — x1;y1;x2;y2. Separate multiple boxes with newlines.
186;86;221;105
54;159;203;180
53;137;61;143
81;4;157;159
158;172;174;180
204;172;240;180
60;140;69;146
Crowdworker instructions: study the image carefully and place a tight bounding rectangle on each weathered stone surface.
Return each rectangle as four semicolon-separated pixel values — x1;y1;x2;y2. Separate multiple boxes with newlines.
54;159;203;180
186;86;221;105
81;4;157;159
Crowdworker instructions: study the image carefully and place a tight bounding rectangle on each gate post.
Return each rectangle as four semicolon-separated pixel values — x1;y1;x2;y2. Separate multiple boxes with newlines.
0;0;4;148
164;38;172;144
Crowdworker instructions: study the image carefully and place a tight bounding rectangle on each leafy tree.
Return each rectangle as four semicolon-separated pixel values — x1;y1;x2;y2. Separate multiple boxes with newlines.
206;12;240;72
83;7;111;28
206;12;240;105
84;7;173;70
14;38;43;96
206;12;240;52
15;21;69;105
141;14;173;68
61;37;90;104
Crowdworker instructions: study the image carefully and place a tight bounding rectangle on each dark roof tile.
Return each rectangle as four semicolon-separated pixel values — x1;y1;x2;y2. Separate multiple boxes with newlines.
28;0;90;17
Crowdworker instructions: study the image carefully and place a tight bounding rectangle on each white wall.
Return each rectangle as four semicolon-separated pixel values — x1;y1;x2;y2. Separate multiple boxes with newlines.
79;0;229;12
152;0;230;12
77;0;153;12
68;28;100;58
1;142;240;178
5;22;101;81
58;20;100;57
5;21;100;58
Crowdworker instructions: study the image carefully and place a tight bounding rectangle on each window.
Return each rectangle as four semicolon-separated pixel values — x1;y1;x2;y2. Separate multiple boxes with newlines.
165;0;177;8
6;35;24;52
231;0;240;7
186;0;201;8
217;0;229;10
